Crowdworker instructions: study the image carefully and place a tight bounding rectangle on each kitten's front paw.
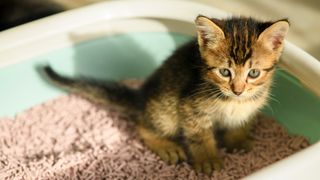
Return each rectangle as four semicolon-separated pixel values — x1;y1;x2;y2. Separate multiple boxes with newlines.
138;127;187;165
223;127;253;153
224;138;253;153
192;154;223;176
187;131;223;175
154;143;187;165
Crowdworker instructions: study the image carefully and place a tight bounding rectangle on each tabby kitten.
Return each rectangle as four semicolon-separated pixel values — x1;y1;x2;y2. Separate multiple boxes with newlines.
42;15;289;175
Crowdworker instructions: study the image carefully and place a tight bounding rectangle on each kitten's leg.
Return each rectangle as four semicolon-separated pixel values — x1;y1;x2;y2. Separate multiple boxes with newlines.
223;122;253;152
137;126;187;165
184;127;223;175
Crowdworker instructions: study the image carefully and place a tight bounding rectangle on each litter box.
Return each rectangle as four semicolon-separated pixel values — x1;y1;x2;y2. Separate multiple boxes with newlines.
0;0;319;179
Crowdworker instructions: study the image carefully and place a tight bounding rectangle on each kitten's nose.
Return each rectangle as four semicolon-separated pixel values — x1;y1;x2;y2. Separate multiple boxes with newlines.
232;90;243;96
231;82;245;96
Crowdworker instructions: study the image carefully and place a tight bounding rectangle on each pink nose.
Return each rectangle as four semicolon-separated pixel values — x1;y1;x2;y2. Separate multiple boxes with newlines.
233;90;243;96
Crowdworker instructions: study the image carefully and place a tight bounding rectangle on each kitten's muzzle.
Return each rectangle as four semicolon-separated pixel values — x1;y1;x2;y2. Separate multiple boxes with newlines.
232;90;243;96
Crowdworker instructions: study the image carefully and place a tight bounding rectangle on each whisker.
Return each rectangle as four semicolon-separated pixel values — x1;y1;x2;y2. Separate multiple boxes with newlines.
188;89;219;99
187;83;222;99
265;103;275;115
268;93;280;105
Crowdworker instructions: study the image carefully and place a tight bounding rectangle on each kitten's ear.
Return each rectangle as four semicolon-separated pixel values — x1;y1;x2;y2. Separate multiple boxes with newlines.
195;15;225;48
257;20;289;51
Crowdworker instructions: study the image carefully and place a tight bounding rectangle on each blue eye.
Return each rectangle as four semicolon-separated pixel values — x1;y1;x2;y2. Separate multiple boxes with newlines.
219;68;231;77
248;69;260;78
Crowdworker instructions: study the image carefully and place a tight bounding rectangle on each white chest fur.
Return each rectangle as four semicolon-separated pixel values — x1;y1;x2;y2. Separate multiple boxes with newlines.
209;96;267;128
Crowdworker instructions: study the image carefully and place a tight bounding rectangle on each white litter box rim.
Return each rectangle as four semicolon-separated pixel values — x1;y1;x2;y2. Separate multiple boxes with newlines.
0;0;319;179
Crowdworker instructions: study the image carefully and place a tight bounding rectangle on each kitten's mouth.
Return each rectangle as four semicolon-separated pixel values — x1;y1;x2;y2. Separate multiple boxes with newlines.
213;87;255;101
228;93;245;99
220;90;252;100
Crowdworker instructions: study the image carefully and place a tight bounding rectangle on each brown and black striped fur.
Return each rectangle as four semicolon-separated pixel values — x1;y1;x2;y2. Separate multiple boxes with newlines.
210;17;287;65
42;15;289;175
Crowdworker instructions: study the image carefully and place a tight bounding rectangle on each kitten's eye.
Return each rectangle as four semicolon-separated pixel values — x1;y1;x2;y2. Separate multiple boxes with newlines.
219;68;231;77
248;69;260;78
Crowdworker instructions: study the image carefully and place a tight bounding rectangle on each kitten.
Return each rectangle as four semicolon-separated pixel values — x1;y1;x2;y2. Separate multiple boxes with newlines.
41;15;289;175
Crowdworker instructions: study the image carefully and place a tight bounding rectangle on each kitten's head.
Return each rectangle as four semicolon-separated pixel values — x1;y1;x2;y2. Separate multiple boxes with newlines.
195;16;289;100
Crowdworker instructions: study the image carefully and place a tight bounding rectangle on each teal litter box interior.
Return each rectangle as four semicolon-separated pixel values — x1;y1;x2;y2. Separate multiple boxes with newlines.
0;32;319;143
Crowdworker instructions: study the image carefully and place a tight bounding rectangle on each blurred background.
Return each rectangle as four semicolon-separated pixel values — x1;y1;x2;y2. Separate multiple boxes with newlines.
1;0;319;60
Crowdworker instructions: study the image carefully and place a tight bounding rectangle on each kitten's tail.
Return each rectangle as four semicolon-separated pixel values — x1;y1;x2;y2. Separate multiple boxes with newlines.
41;66;143;113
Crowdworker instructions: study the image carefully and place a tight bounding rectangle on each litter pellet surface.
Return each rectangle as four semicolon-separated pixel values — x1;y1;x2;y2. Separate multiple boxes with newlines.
0;94;309;180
